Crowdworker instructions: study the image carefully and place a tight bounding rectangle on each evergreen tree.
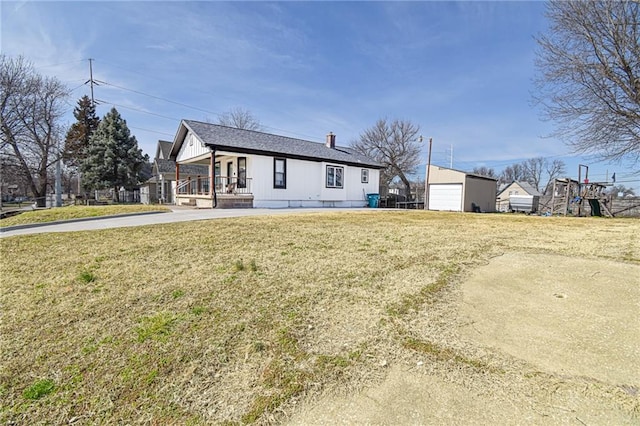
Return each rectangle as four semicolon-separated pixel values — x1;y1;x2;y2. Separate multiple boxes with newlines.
63;95;100;168
81;108;149;202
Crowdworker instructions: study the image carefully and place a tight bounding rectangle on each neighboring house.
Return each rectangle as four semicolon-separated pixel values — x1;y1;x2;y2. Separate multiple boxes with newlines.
140;140;208;204
427;165;497;212
496;181;542;212
167;120;383;208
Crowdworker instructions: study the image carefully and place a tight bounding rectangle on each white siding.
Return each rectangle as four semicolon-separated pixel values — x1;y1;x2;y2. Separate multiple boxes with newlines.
177;132;209;162
346;165;379;201
319;163;346;201
250;154;379;208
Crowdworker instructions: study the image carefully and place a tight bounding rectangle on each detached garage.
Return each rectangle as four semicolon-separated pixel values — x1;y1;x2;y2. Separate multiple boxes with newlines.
427;165;497;212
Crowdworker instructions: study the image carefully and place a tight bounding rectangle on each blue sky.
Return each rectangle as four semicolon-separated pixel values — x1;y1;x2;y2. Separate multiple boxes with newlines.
1;1;637;190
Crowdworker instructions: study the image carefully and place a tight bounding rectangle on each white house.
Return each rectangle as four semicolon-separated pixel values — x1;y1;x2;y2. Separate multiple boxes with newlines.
168;120;383;208
427;165;497;212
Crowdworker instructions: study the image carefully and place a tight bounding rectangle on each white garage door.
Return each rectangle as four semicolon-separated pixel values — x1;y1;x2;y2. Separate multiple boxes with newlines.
429;184;463;211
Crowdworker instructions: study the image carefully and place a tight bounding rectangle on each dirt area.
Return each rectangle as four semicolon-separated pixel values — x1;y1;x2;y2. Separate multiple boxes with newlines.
287;252;640;425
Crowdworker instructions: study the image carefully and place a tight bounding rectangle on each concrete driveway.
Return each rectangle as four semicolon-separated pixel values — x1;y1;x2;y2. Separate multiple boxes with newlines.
0;207;372;238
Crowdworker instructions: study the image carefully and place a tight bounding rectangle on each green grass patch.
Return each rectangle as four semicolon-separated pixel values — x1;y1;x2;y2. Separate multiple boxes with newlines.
23;379;55;400
387;263;460;317
78;269;97;284
190;306;206;316
135;312;181;343
402;337;494;371
233;259;245;272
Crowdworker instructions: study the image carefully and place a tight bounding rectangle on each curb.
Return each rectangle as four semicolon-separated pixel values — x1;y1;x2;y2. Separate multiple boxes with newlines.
0;210;169;233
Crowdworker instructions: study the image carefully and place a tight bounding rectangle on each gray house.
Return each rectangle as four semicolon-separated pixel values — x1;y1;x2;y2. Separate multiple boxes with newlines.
140;140;208;204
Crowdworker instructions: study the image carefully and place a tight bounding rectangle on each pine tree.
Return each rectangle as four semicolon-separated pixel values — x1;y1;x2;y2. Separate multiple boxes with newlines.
81;108;149;202
64;95;100;168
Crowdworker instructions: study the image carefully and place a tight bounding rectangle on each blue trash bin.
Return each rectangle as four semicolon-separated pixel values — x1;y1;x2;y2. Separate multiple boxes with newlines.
367;193;380;208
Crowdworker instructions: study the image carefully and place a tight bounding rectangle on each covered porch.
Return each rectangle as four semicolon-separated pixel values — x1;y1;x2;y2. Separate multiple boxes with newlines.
174;152;254;208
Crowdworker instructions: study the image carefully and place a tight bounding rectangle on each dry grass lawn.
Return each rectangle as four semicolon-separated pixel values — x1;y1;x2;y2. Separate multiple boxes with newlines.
0;205;170;227
0;211;638;424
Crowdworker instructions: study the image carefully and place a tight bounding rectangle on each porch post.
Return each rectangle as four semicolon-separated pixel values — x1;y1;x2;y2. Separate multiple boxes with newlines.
176;163;180;201
209;153;214;197
160;174;165;203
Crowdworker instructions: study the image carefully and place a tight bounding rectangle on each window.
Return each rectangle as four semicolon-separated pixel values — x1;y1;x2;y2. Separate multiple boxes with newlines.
274;158;286;189
238;157;246;189
361;169;369;184
214;161;221;191
326;165;344;188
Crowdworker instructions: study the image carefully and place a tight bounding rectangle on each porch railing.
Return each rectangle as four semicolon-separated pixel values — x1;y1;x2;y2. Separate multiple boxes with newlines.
176;177;252;196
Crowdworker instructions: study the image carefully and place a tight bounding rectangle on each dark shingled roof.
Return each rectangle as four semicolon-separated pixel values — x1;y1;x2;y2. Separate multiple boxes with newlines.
155;158;208;176
180;120;383;169
157;140;172;160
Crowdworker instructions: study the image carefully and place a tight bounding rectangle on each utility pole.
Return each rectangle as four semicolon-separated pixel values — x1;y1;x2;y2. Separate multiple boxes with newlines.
449;144;453;168
78;58;98;201
87;58;95;107
425;137;432;210
55;138;62;207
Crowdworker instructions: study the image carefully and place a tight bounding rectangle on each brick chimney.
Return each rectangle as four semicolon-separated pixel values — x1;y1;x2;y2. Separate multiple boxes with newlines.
326;132;336;149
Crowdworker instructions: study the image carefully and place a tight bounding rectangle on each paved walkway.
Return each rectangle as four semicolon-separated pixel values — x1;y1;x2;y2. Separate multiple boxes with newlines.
0;207;372;238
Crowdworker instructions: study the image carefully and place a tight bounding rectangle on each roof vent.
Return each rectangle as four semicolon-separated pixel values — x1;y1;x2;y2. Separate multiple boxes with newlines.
326;132;336;149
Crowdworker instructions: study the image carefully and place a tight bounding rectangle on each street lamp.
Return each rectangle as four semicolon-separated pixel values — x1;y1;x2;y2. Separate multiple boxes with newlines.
419;135;433;210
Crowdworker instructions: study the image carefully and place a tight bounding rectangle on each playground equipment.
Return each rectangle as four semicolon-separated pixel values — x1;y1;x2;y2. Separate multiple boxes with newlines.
548;165;613;217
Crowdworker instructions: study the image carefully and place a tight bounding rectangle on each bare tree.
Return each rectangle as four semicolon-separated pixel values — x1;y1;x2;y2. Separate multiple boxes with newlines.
0;152;30;204
609;184;635;198
543;159;567;194
351;118;421;197
535;0;640;166
499;157;566;194
499;163;527;186
472;166;497;178
216;107;263;131
523;157;545;193
1;55;69;207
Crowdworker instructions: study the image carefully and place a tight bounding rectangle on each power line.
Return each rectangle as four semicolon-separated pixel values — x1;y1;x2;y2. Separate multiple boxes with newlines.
99;80;218;116
95;99;180;121
93;58;166;83
62;59;640;174
83;59;327;142
34;59;85;71
69;81;87;93
128;126;175;137
99;78;326;141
